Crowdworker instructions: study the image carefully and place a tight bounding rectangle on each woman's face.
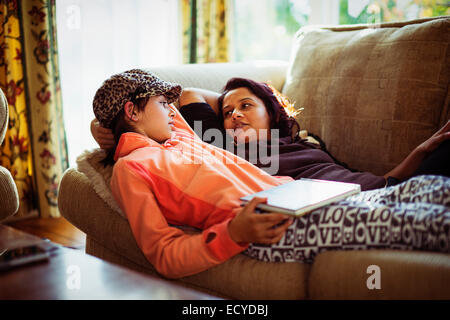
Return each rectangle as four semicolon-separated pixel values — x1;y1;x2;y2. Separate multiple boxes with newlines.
134;95;175;143
222;87;271;143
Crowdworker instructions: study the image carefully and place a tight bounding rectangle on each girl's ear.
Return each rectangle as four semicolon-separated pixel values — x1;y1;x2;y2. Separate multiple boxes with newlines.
124;102;139;121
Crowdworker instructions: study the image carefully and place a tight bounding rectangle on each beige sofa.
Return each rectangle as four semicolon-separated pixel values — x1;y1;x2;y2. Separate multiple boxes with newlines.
58;16;450;299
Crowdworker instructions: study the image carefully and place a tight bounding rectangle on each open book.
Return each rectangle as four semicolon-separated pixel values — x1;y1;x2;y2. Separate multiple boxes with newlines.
240;178;361;217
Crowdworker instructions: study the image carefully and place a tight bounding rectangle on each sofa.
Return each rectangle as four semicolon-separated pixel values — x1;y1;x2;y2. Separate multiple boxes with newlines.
0;88;19;222
58;16;450;299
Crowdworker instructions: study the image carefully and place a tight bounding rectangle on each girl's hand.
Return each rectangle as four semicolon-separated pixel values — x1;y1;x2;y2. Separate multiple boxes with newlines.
415;120;450;155
228;197;293;245
90;119;115;149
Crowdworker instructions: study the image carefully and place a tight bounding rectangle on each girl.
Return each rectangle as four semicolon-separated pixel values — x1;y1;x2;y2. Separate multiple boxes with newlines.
93;69;450;279
93;69;294;279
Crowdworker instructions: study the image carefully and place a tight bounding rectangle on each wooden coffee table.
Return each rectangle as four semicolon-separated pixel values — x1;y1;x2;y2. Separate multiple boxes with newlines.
0;224;219;300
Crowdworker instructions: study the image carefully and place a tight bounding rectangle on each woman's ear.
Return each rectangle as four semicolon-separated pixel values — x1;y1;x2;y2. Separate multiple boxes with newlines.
124;102;138;121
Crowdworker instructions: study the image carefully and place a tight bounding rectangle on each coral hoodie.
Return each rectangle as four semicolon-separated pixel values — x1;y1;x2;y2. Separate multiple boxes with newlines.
110;105;293;279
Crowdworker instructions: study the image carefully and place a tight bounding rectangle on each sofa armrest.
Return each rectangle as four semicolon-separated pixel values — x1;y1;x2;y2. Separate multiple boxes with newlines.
58;168;150;267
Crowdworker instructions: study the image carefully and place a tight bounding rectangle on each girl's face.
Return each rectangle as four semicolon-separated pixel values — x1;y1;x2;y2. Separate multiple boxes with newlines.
134;95;175;143
222;87;271;143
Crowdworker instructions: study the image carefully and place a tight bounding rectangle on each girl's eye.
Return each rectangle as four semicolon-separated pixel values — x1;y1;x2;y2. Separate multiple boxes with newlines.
223;110;233;117
241;103;250;109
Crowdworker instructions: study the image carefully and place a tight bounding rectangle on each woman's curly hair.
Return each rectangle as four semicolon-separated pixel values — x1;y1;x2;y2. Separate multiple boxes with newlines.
217;78;300;139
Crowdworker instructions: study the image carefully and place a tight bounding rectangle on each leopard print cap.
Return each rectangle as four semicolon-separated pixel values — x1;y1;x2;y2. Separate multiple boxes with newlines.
93;69;182;128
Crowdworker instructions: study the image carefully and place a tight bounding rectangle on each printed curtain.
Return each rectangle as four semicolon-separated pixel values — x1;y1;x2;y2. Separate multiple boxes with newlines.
181;0;229;63
0;0;68;219
0;0;34;217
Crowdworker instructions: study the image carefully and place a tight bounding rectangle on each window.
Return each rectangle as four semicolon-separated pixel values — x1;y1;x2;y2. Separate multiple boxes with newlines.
340;0;449;24
56;0;181;167
231;0;449;62
230;0;313;62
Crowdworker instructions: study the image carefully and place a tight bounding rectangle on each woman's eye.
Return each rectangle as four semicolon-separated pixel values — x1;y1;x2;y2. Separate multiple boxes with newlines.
223;110;232;117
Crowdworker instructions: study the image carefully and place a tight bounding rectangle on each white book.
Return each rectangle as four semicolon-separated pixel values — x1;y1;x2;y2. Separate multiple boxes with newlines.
240;178;361;217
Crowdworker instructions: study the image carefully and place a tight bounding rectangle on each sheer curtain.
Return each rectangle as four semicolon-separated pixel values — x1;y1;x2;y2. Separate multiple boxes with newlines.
56;0;181;166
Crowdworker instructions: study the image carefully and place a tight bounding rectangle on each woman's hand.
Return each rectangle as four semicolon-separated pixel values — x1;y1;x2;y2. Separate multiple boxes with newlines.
90;119;115;149
415;120;450;155
384;120;450;181
228;197;293;245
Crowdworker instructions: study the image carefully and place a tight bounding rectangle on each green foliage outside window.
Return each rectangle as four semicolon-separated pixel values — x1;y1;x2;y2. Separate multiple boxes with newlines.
339;0;450;25
274;0;304;34
233;0;449;62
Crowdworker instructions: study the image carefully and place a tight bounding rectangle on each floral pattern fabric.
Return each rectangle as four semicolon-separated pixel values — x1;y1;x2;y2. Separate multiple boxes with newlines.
0;0;68;219
0;0;36;217
21;0;68;217
181;0;229;63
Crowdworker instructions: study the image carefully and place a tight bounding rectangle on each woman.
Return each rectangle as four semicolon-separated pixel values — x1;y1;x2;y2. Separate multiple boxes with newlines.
93;77;450;191
179;78;450;189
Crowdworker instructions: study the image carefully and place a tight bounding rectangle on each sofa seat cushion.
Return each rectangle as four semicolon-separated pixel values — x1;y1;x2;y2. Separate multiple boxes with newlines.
283;17;450;176
181;254;310;300
308;250;450;299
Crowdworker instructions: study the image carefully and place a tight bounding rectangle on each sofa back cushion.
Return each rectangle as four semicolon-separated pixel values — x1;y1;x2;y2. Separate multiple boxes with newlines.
150;61;288;93
282;17;450;175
